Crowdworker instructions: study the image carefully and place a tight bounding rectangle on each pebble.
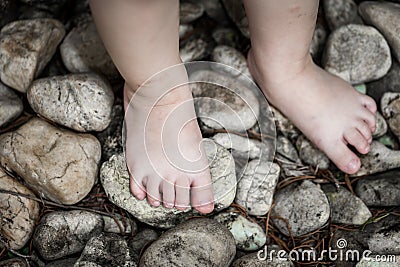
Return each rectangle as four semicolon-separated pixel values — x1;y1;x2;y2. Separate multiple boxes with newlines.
270;106;300;141
322;0;363;30
296;135;330;170
367;60;400;104
60;16;120;80
232;250;294;267
179;2;204;23
0;118;101;205
213;211;266;251
211;45;252;79
323;24;392;84
28;73;114;132
0;82;22;127
355;170;400;206
212;133;265;159
74;233;136;267
139;218;236;267
33;210;104;260
180;36;210;62
235;160;279;216
373;112;387;138
351;141;400;177
196;0;229;23
0;258;28;267
0;168;39;250
221;0;250;38
322;185;371;225
100;139;236;229
272;180;330;236
359;1;400;63
190;70;260;131
381;92;400;141
0;19;65;92
19;0;68;15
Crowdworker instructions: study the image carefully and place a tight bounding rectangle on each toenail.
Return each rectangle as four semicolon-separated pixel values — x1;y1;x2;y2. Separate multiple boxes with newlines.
347;159;359;172
153;201;160;206
164;202;173;208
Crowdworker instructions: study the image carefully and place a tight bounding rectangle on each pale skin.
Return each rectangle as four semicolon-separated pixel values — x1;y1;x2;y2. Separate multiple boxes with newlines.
90;0;376;213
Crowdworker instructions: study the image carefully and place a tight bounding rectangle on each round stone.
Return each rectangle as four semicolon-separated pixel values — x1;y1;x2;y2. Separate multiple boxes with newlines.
27;73;114;132
323;24;391;84
139;218;236;267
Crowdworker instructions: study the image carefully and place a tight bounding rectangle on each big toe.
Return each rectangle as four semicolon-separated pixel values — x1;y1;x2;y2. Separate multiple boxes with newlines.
324;141;361;174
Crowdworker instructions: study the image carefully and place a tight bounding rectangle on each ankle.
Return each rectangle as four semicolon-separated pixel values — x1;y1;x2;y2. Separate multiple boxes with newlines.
248;48;314;85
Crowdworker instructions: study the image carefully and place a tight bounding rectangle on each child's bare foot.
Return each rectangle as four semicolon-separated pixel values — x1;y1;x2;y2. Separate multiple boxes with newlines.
248;50;377;174
124;81;214;214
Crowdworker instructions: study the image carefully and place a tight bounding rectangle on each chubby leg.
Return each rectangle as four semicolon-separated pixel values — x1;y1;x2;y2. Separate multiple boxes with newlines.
90;0;214;213
243;0;377;174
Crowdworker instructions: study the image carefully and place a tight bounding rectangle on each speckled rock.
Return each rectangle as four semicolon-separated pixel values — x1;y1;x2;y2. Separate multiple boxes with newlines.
0;118;101;205
0;19;65;92
359;1;400;63
310;22;327;60
60;16;119;80
323;24;391;84
180;36;210;62
351;141;400;177
323;185;371;225
211;45;252;79
381;92;400;141
139;218;236;267
212;133;265;159
75;233;136;267
213;211;266;251
296;135;330;170
221;0;249;38
190;70;259;131
373;112;387;138
0;82;22;127
100;139;236;229
33;210;103;260
272;180;330;236
0;258;28;267
235;160;279;216
232;251;294;267
0;168;39;250
356;170;400;206
179;2;204;23
322;0;363;30
28;73;114;132
196;0;229;23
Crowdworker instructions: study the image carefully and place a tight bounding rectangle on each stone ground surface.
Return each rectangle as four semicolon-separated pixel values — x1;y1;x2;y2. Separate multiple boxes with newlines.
0;0;399;266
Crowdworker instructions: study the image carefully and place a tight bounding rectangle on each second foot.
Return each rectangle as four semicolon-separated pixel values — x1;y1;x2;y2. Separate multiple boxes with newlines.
124;83;214;214
248;51;377;174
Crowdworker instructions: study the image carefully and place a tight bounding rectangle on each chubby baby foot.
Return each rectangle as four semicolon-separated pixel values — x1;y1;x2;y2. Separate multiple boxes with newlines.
123;76;214;213
248;51;376;174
